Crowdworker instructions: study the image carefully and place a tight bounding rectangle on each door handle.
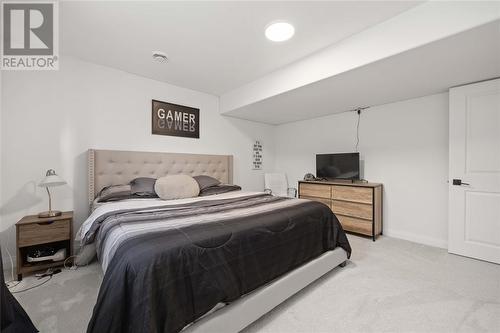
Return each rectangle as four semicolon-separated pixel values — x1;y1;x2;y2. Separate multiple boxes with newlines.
452;179;470;186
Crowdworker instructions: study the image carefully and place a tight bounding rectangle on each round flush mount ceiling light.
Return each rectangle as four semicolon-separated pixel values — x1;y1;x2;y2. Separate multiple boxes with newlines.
152;51;168;63
265;21;295;42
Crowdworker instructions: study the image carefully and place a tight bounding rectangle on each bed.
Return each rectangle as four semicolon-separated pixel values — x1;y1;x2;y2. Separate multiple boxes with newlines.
78;149;351;333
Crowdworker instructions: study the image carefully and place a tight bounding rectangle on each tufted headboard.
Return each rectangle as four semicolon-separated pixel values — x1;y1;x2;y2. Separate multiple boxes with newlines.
88;149;233;205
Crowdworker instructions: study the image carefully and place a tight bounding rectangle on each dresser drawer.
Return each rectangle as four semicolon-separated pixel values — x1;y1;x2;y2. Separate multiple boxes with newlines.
337;215;372;236
332;200;372;220
300;195;331;208
332;185;372;204
299;183;331;199
18;219;70;247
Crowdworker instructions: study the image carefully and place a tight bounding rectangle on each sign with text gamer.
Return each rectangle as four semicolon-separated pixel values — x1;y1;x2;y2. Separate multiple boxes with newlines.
152;100;200;138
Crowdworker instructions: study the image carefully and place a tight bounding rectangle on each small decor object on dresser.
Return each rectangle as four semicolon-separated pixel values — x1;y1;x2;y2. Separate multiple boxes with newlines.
152;99;200;138
15;212;73;281
252;140;263;170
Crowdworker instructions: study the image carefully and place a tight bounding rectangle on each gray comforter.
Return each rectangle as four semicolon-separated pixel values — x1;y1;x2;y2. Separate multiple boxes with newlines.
82;192;351;333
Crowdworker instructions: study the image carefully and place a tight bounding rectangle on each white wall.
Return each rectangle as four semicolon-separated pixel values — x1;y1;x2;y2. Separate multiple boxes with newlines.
0;56;275;261
274;93;449;248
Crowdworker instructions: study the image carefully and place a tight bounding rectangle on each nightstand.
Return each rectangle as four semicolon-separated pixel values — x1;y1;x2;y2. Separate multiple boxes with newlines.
16;211;73;281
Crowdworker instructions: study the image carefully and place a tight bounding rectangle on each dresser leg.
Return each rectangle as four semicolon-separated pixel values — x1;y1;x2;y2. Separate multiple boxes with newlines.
17;274;22;281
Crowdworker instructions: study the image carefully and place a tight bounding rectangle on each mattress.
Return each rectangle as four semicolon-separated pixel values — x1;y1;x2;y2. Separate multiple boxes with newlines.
77;191;351;333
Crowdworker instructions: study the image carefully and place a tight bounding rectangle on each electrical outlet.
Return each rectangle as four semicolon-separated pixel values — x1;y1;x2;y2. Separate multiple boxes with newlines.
6;280;20;288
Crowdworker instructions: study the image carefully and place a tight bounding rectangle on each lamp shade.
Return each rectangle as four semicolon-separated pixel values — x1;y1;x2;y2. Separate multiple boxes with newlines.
39;169;66;187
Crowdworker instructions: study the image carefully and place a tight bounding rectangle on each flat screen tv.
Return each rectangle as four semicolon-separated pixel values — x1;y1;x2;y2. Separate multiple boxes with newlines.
316;153;360;180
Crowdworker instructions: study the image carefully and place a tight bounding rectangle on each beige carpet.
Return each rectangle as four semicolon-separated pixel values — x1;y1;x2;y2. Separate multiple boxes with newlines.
8;235;500;333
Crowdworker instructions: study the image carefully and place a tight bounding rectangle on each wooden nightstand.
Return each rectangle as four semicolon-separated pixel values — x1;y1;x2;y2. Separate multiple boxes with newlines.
16;211;73;281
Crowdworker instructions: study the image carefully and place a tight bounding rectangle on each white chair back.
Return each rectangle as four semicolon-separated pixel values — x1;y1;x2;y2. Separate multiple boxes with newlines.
264;173;290;197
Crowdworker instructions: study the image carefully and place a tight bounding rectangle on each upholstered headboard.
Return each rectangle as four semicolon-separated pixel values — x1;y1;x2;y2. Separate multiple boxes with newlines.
88;149;233;205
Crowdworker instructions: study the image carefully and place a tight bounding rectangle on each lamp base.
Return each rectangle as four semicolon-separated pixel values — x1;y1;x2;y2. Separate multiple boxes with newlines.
38;211;62;218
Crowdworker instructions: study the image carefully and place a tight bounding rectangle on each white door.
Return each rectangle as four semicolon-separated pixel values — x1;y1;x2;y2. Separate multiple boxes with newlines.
449;78;500;264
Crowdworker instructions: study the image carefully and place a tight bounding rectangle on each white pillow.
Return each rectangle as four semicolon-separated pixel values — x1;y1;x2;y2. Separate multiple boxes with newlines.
154;175;200;200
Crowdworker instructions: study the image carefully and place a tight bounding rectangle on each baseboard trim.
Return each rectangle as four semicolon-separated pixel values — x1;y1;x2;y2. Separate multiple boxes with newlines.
384;229;448;249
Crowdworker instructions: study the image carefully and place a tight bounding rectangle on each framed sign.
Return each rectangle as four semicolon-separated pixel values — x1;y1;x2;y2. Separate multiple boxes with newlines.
252;140;263;170
152;99;200;138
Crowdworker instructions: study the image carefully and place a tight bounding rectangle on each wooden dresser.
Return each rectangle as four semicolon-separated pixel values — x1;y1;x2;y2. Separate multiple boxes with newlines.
298;180;383;241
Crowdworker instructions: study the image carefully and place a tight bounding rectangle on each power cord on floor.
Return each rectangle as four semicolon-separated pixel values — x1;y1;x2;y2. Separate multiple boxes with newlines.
2;244;23;289
11;275;53;294
5;252;85;292
64;255;77;269
9;267;62;293
64;254;89;270
8;267;62;293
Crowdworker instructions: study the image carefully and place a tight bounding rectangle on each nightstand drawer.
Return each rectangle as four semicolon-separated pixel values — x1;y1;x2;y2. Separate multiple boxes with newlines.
18;219;70;247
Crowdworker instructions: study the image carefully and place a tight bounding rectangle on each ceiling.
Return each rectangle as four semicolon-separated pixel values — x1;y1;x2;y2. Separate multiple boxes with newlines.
60;1;421;95
224;20;500;124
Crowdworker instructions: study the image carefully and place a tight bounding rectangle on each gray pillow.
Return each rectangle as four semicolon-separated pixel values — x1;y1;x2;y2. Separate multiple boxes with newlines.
130;177;158;197
199;184;241;196
97;184;132;202
155;175;200;200
193;175;221;190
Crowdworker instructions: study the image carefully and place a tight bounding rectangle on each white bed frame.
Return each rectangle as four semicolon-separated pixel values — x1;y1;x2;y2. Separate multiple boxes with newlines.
88;149;348;332
185;248;347;333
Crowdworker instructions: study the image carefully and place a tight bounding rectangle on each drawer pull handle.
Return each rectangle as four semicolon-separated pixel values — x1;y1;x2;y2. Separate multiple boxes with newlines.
37;221;55;226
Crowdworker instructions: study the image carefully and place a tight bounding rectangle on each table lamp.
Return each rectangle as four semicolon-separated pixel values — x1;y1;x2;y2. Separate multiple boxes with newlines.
38;169;67;218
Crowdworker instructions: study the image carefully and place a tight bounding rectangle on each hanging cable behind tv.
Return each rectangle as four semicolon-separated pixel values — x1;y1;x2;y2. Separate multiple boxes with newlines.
348;106;369;152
